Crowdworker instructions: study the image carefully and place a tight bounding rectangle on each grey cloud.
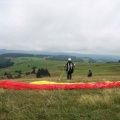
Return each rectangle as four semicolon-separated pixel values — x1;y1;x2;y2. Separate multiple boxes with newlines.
0;0;120;55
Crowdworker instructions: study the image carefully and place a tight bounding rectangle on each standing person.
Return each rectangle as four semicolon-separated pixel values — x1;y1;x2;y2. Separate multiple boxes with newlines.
65;58;75;80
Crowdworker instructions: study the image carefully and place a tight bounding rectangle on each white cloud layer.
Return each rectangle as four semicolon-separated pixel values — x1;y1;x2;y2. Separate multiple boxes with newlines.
0;0;120;55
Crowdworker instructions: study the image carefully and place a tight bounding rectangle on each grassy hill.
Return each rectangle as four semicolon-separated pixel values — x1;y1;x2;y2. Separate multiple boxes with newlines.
1;49;120;62
0;57;120;79
0;57;120;120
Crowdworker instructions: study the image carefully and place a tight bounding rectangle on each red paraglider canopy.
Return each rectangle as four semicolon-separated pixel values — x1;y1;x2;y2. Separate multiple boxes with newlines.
0;80;120;90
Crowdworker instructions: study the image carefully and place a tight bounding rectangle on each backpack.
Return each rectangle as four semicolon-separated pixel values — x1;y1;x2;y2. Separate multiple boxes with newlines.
66;62;74;73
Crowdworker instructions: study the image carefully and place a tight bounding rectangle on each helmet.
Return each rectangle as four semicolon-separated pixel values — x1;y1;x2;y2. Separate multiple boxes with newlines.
68;58;72;61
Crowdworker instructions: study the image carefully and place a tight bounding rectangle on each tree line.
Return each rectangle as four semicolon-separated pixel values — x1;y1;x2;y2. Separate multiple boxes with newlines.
0;56;14;68
0;53;97;62
3;68;50;79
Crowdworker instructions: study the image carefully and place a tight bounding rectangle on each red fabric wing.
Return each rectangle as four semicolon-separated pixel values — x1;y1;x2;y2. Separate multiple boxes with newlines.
0;80;120;90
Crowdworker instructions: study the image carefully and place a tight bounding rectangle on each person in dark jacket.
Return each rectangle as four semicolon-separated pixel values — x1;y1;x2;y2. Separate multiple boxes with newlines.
87;70;92;77
65;58;75;80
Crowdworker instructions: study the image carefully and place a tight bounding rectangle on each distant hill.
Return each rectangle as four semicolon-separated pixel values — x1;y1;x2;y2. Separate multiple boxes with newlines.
0;49;120;62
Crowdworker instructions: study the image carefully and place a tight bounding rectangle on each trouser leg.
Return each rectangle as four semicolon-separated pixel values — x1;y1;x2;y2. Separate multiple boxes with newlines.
70;74;72;79
67;72;72;79
67;73;70;79
67;73;69;79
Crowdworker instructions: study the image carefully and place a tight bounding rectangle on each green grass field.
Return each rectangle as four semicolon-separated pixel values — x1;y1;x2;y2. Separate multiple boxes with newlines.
0;57;120;120
0;57;120;79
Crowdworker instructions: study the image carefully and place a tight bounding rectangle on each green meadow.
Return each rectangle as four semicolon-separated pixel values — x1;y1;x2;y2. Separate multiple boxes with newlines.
0;57;120;120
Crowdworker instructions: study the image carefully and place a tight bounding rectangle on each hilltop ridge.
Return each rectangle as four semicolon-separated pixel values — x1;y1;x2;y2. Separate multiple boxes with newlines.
0;49;120;62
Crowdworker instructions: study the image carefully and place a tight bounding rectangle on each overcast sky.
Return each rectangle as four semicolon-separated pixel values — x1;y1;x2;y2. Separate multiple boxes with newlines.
0;0;120;55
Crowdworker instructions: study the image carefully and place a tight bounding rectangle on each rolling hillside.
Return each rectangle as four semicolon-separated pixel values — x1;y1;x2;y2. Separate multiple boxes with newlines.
0;49;120;62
